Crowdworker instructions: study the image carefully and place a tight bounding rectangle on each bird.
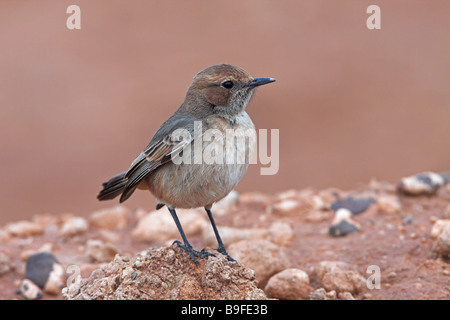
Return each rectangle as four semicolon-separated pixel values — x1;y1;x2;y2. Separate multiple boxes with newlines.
97;64;275;264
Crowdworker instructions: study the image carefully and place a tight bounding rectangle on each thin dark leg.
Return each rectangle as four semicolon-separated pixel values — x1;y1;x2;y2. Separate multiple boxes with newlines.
168;208;215;265
204;207;235;262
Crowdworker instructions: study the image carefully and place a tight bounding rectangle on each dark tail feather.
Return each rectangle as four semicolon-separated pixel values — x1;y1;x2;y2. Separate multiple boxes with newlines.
97;171;128;201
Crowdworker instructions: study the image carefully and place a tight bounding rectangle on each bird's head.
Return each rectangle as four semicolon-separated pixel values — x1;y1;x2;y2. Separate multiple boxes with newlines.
182;64;275;119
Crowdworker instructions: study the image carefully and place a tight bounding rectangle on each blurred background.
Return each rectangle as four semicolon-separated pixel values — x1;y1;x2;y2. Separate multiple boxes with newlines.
0;1;449;224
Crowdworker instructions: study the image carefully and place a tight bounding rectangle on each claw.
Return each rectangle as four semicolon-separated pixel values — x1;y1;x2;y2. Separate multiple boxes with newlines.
173;241;215;265
215;246;236;262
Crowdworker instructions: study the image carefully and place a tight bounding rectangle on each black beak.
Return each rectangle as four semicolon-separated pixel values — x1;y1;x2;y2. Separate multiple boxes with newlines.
246;77;276;88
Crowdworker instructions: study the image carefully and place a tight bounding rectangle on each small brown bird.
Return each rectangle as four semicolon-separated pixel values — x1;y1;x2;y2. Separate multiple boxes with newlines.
98;64;275;264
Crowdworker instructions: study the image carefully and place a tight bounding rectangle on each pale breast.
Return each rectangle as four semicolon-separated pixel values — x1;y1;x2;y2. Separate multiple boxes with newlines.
147;112;256;208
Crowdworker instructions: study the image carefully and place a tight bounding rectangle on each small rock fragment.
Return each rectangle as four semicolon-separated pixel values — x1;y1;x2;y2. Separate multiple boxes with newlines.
213;190;239;216
0;252;12;276
268;222;295;246
444;204;450;219
5;220;44;237
309;288;337;300
329;208;360;237
377;194;402;214
338;291;355;300
85;239;120;263
268;199;302;216
60;216;89;237
132;208;207;242
397;172;446;196
431;220;450;238
19;279;43;300
202;222;294;247
19;252;65;299
228;239;290;288
315;261;366;294
432;223;450;258
331;196;375;215
89;205;129;230
264;268;312;300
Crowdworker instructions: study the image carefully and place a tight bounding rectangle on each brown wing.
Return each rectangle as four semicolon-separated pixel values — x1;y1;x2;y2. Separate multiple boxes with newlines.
119;133;191;203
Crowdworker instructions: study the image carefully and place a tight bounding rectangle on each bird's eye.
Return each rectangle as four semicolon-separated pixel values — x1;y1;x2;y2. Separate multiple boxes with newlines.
221;80;234;89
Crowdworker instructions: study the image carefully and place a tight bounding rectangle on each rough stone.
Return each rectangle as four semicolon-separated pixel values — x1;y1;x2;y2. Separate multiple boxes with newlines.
227;239;290;288
213;190;239;216
89;205;129;230
264;268;312;300
431;219;450;238
268;199;303;216
397;172;445;195
63;245;266;300
377;194;402;214
4;220;44;237
331;196;375;215
0;252;12;276
315;261;366;294
202;222;294;247
132;208;207;242
432;223;450;258
85;239;120;263
329;208;359;237
60;217;89;237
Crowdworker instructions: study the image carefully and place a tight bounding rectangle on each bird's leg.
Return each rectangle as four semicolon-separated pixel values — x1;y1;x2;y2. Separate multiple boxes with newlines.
204;207;236;262
168;208;215;265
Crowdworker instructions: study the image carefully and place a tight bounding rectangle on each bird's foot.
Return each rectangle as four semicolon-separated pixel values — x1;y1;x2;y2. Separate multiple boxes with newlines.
214;246;236;262
172;240;215;265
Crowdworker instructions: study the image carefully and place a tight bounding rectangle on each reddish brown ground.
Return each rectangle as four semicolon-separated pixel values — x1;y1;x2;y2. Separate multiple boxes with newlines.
1;182;449;300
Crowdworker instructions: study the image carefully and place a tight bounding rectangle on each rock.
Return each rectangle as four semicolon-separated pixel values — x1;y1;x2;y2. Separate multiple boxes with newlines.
21;243;54;261
132;208;207;242
440;172;450;183
202;222;294;247
432;223;450;258
309;288;337;300
331;196;375;215
89;205;129;230
268;199;302;216
377;194;402;214
329;208;359;237
227;239;290;288
308;288;355;300
305;209;333;223
268;222;295;246
60;217;89;237
444;204;450;219
315;261;366;294
4;220;44;237
203;226;267;248
397;172;446;196
431;219;450;238
85;239;120;263
213;190;239;216
317;188;341;208
63;245;266;300
0;229;10;242
0;252;12;276
32;213;59;232
239;192;272;208
18;252;65;299
264;268;312;300
338;291;355;300
19;279;43;300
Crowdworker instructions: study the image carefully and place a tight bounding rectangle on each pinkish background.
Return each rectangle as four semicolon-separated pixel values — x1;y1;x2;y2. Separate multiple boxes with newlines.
0;1;449;224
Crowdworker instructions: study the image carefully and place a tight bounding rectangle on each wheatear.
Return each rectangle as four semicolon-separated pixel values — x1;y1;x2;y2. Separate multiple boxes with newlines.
98;64;275;264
